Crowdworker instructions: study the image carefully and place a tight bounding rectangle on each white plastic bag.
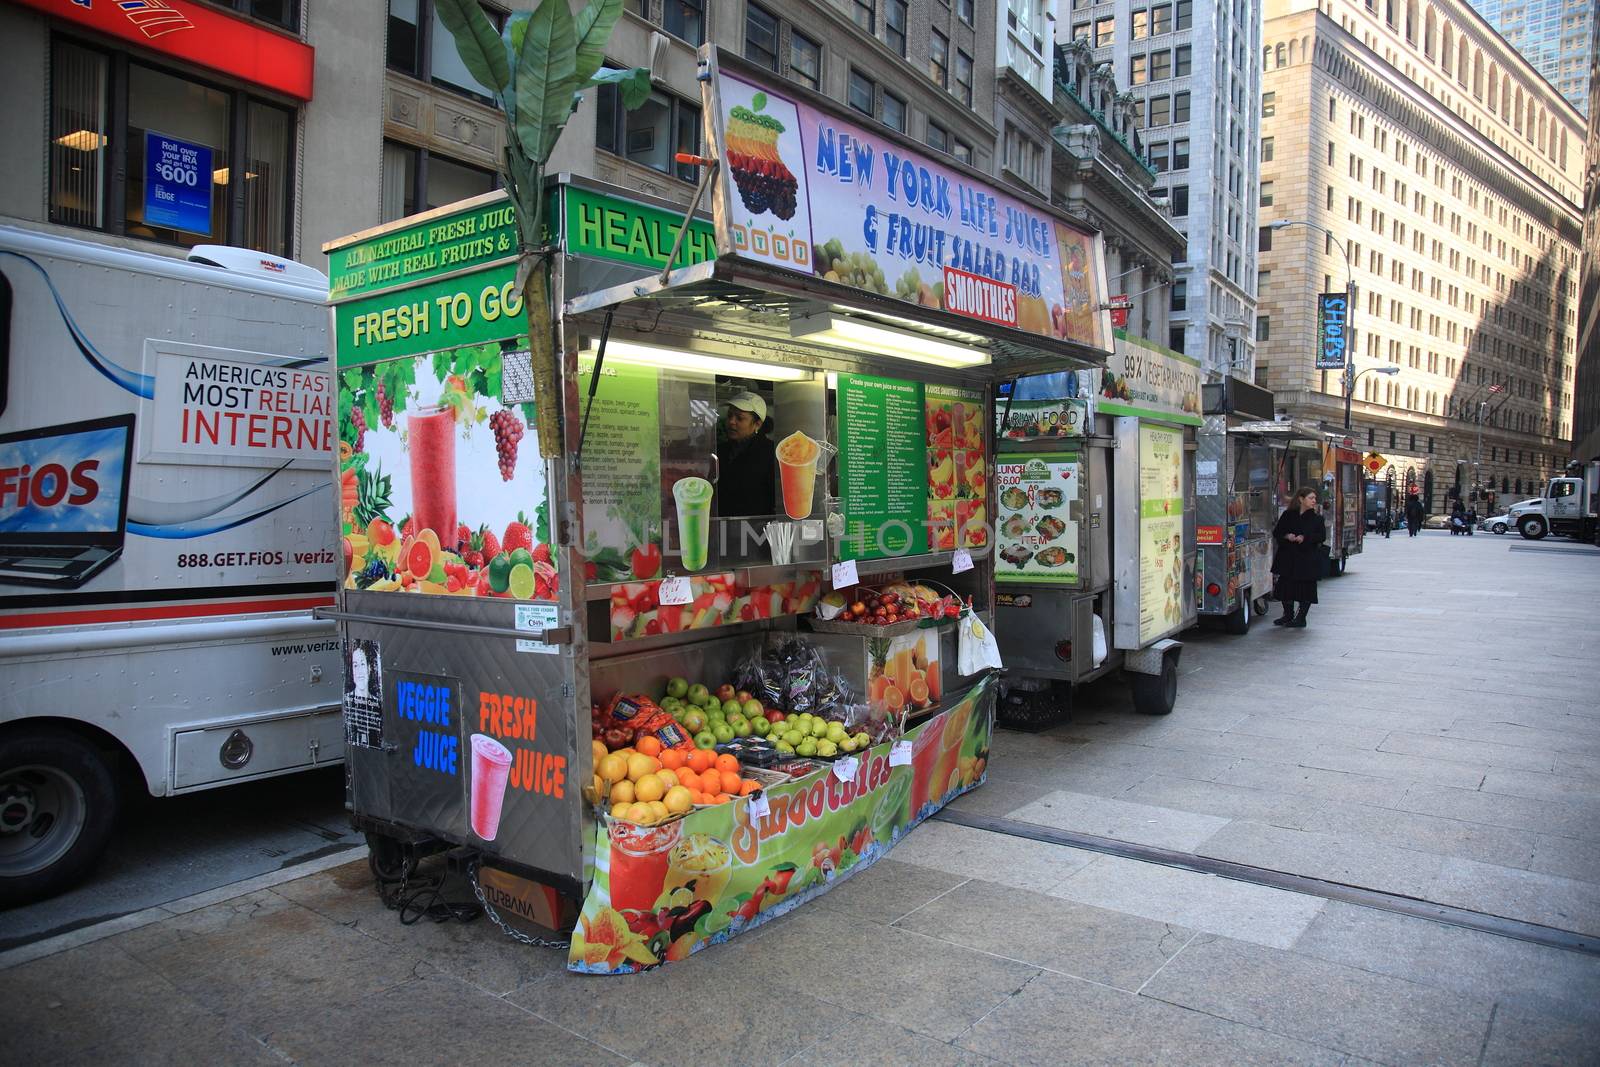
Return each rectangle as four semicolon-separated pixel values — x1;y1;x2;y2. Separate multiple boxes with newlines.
958;611;1004;674
1091;613;1108;667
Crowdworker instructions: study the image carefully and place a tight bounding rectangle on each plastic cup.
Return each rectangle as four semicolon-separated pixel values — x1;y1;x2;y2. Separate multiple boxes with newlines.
468;733;513;841
607;818;682;914
672;477;714;571
407;405;457;544
777;431;822;520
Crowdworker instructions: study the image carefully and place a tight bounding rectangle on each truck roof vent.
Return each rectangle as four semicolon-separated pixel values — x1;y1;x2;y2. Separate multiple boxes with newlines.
186;245;327;289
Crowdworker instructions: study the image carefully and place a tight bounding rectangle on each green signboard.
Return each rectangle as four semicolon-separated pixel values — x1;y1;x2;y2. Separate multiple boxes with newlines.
328;197;519;301
564;184;716;270
837;373;929;561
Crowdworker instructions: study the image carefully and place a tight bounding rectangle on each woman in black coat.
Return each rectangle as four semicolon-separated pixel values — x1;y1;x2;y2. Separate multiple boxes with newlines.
1272;486;1326;628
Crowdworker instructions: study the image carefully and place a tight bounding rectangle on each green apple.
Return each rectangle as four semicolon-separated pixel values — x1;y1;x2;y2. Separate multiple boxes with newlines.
783;729;805;747
816;739;838;758
840;737;859;753
668;704;687;723
713;723;735;743
687;684;710;707
775;739;795;754
682;710;707;734
741;699;764;719
751;717;771;737
809;719;828;738
694;730;717;749
666;677;689;699
797;738;818;757
722;698;743;717
734;720;753;738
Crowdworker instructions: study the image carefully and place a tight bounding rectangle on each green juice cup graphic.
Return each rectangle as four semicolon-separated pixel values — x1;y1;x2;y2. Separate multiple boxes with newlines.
672;477;714;571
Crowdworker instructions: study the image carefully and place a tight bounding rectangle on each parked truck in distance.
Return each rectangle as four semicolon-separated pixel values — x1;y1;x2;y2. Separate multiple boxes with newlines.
1516;462;1600;543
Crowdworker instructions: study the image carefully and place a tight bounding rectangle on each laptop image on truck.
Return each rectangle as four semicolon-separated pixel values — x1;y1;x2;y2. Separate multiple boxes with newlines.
0;414;135;587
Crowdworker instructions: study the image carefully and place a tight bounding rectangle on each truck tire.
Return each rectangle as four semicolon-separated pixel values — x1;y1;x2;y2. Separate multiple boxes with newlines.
1518;515;1547;540
0;730;119;908
1130;655;1178;716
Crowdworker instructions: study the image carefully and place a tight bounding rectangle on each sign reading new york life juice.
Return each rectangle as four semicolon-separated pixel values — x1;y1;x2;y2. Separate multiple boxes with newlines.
704;54;1112;351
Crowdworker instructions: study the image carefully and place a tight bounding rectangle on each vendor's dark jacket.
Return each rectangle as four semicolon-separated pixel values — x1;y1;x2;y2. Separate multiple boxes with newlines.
1272;507;1327;582
716;433;777;516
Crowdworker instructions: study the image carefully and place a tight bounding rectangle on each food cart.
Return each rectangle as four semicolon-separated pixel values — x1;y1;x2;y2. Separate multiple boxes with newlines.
1321;435;1366;573
990;331;1202;721
1225;419;1363;580
322;48;1117;974
1194;376;1279;632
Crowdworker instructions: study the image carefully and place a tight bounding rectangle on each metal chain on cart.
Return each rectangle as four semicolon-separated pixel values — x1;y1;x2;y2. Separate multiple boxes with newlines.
467;858;570;950
369;850;482;926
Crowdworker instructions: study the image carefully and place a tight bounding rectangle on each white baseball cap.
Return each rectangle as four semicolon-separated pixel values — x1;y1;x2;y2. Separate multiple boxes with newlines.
726;390;767;422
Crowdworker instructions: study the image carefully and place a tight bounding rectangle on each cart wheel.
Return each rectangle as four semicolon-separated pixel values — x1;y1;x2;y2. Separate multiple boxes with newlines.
1328;556;1345;577
1129;655;1178;716
1222;601;1250;635
1252;594;1272;617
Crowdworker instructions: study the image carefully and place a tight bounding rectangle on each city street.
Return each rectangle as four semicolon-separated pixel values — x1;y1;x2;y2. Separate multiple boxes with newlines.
4;530;1597;1065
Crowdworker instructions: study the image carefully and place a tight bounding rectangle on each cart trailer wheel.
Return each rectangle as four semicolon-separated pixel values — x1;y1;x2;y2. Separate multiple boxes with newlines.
1222;599;1250;635
0;729;119;908
1129;653;1179;716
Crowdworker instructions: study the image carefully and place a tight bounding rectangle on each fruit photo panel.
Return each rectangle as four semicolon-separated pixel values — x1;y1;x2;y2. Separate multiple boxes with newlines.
337;344;557;600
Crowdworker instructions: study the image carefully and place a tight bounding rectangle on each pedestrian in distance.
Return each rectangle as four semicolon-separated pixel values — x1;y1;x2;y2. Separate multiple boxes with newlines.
1465;505;1477;535
1405;493;1425;538
1272;487;1326;629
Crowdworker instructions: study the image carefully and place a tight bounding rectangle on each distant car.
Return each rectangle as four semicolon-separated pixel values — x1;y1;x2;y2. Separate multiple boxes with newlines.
1422;514;1449;530
1479;514;1512;534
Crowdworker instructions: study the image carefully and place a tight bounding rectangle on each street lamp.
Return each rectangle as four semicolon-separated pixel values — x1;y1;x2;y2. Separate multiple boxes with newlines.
1268;218;1358;428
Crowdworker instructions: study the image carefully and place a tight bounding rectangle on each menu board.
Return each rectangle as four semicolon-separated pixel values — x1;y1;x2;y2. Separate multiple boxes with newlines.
577;360;664;581
994;454;1079;584
1138;424;1185;642
925;384;987;551
837;374;929;561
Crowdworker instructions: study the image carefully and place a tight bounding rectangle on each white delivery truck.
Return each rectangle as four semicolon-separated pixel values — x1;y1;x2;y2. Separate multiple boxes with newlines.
0;225;341;906
1515;462;1600;542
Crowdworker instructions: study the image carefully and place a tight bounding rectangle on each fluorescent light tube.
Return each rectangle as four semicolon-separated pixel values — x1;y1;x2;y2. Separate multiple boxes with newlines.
581;339;810;381
791;314;989;368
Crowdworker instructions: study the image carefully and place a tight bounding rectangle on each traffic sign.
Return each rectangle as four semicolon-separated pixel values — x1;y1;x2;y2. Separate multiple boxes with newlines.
1364;452;1387;475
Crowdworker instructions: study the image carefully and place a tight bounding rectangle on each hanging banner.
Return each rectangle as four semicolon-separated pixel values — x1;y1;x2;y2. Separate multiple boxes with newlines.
1097;332;1203;426
1138;424;1185;642
702;50;1112;352
569;679;994;974
1316;292;1349;371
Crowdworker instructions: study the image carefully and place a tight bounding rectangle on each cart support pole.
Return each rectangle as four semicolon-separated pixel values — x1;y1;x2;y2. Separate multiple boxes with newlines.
661;157;720;286
575;308;615;471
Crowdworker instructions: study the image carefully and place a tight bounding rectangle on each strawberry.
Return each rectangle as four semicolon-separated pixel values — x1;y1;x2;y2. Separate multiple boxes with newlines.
456;523;472;551
475;526;500;560
644;618;663;636
399;515;414;541
630;542;661;580
503;512;533;555
584;561;598;579
463;550;483;568
475;572;491;597
531;543;552;565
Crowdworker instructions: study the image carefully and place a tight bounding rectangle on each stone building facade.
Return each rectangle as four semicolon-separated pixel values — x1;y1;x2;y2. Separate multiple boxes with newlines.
1257;0;1584;506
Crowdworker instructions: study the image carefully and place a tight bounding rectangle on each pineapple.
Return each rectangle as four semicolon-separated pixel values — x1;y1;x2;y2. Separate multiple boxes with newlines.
868;637;890;681
353;463;393;530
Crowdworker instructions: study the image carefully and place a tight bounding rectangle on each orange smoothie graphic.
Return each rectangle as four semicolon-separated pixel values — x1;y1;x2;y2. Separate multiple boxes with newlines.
407;405;457;541
777;431;822;519
608;819;683;914
661;833;734;909
468;733;513;841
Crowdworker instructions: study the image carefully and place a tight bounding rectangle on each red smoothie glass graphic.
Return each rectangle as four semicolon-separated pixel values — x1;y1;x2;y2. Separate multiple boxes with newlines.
469;733;513;841
608;819;683;914
908;717;948;817
408;405;457;542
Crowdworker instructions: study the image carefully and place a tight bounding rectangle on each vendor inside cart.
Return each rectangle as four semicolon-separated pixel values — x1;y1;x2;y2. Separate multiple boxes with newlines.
715;389;777;516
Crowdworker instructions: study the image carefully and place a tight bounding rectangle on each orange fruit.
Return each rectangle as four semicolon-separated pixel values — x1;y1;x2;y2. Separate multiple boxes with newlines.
909;678;929;705
597;754;626;784
688;750;714;774
626;754;659;781
739;779;760;796
656;769;679;790
664;786;693;814
609;780;635;805
715;753;740;775
710;793;730;804
634;775;665;804
659;749;685;770
884;686;905;713
719;769;742;794
692;790;711;805
636;736;663;758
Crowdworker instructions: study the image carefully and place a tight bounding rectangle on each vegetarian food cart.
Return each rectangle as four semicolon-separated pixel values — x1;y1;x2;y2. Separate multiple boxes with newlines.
1195;375;1279;632
324;47;1116;974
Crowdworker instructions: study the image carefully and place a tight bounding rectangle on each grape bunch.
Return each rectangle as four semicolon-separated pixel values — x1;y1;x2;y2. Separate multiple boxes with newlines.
376;383;394;428
489;408;524;481
728;151;798;220
350;404;366;452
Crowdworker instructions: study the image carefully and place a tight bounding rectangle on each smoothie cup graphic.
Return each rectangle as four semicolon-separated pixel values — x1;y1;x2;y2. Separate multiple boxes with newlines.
407;405;457;544
672;477;714;571
468;733;513;841
607;818;683;914
776;431;824;519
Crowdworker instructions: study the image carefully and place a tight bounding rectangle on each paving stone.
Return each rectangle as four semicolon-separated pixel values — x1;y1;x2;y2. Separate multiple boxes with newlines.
893;878;1195;991
942;777;1056;817
1115;774;1326;825
1478;1002;1600;1067
1193;820;1447;899
954;970;1349;1066
1524;832;1600;883
1140;934;1495;1065
794;857;968;924
1051;853;1326;950
1057;740;1242;782
1395;782;1599;841
888;819;1100;894
1290;901;1600;1018
1279;798;1539;871
1376;730;1559;772
1006;789;1233;851
1224;714;1391;751
1426;857;1600;935
1294;743;1490;790
1479;766;1600;804
1215;758;1412;809
784;1018;1008;1067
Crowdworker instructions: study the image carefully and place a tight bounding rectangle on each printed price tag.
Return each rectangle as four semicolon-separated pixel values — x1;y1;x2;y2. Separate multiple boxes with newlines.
832;756;860;781
830;559;859;589
658;576;692;605
747;792;770;817
951;548;974;574
889;740;913;766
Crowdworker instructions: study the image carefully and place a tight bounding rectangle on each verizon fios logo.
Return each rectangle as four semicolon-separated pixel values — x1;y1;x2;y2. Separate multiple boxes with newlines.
70;0;196;39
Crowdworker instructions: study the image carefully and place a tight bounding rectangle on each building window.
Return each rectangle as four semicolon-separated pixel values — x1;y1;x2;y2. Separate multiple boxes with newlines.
955;50;974;106
745;2;780;70
791;32;822;89
1132;9;1149;38
1148;141;1168;171
885;0;908;56
1173;91;1190;123
381;142;497;222
1169;324;1185;352
1004;126;1043;187
1094;17;1115;47
851;0;875;32
1258;226;1272;251
1174;45;1191;77
848;69;875;115
1261;91;1276;117
49;39;294;255
1148;95;1170;126
1151;50;1171;80
219;0;300;32
1172;138;1189;169
1072;21;1090;41
1259;180;1274;206
882;91;907;132
957;0;973;24
1261;136;1274;162
1175;0;1191;29
389;1;509;102
1152;3;1173;33
927;121;950;154
1169;185;1188;215
930;30;949;87
1131;55;1148;85
596;83;700;183
1171;278;1186;311
1256;316;1270;341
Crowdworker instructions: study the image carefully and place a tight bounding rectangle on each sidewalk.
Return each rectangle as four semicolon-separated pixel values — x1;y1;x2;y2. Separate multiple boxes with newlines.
6;532;1598;1066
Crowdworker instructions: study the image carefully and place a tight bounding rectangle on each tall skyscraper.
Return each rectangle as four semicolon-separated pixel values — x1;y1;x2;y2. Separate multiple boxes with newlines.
1256;0;1585;507
1469;0;1593;116
1572;10;1600;461
1061;0;1264;380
